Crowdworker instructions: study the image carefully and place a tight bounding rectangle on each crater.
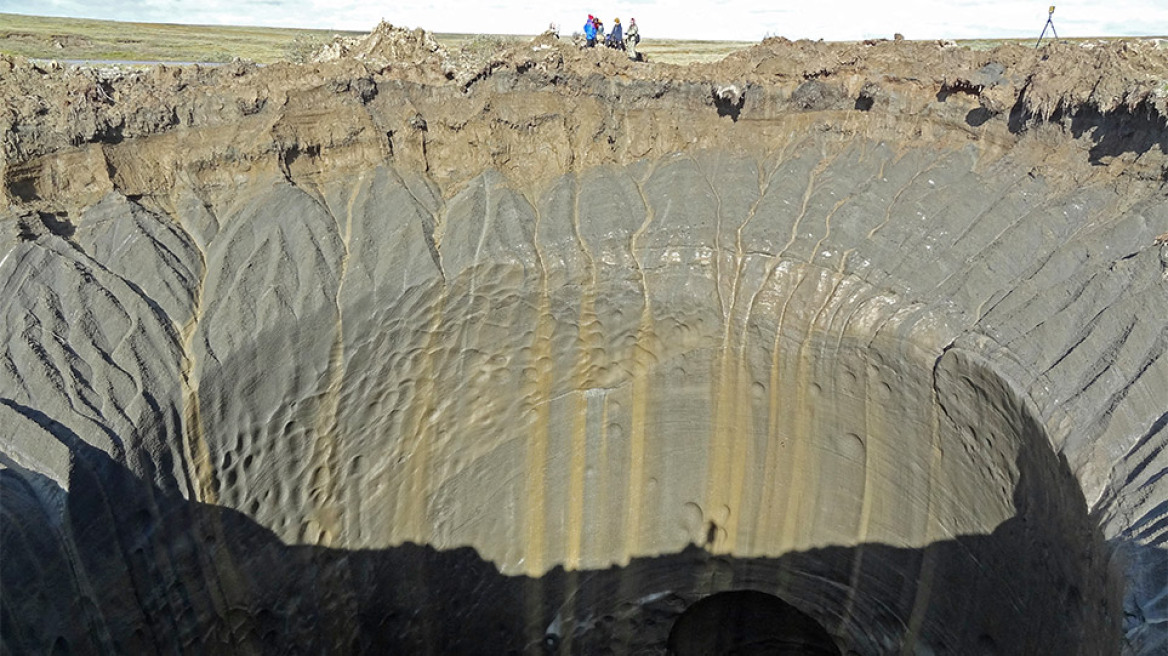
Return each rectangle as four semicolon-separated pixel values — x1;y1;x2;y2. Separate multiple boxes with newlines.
4;27;1167;656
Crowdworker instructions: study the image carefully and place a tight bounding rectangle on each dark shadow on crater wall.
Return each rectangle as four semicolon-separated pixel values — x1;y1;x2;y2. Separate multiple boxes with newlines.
1110;539;1168;654
1;395;1123;656
1068;103;1168;165
1007;95;1168;165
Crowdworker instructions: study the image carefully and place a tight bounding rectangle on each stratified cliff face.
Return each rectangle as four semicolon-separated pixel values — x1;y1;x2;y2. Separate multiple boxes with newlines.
2;25;1167;654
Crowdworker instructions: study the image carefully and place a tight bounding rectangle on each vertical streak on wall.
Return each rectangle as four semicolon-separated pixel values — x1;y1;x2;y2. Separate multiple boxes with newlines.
181;368;215;506
771;151;833;560
734;160;781;553
308;176;361;548
754;267;807;549
795;271;851;546
564;169;602;562
180;294;216;506
596;402;612;562
778;331;815;554
566;394;589;555
554;171;602;648
848;328;895;622
395;230;454;655
624;170;656;563
776;274;814;557
710;280;757;554
731;154;787;531
841;307;878;632
174;201;248;647
524;198;551;578
522;288;554;647
521;193;553;650
755;307;785;550
706;317;734;552
395;283;445;549
706;158;750;555
728;352;756;555
623;322;650;557
901;363;948;651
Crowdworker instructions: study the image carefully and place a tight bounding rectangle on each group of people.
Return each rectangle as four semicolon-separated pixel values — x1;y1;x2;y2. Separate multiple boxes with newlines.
583;14;640;59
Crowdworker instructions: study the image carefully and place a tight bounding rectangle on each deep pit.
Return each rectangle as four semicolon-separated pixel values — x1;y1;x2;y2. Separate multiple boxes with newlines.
3;26;1168;655
667;590;841;655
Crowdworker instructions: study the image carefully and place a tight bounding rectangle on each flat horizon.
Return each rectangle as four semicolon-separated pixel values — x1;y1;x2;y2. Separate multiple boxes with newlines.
3;11;1165;46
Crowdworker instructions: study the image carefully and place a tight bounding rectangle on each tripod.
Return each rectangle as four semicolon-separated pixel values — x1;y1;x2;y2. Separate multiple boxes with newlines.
1036;6;1059;48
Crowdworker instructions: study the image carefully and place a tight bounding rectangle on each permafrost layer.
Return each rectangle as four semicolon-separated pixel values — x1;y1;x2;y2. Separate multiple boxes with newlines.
2;26;1168;654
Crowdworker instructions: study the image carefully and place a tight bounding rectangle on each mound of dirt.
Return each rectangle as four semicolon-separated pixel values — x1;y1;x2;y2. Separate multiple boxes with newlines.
702;36;1168;119
313;22;446;65
301;21;640;89
4;31;1167;169
311;21;454;81
5;32;1168;215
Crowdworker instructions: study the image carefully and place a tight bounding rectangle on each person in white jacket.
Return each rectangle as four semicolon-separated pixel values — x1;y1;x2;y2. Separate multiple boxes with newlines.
625;18;640;60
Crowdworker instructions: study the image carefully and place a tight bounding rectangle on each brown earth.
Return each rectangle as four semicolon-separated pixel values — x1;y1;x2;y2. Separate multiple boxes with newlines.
5;22;1168;209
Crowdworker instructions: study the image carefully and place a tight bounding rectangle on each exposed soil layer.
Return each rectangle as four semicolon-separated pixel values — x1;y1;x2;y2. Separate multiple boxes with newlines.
2;23;1167;655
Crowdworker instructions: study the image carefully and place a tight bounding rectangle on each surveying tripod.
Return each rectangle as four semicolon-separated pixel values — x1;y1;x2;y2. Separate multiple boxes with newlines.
1036;6;1059;48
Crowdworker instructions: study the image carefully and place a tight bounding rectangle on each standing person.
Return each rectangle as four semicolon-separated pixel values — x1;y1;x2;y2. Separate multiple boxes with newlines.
625;17;640;60
594;17;605;45
609;18;623;49
584;15;597;47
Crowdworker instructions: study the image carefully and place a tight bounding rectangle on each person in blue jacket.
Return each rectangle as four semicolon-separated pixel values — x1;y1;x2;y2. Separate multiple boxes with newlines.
584;15;597;47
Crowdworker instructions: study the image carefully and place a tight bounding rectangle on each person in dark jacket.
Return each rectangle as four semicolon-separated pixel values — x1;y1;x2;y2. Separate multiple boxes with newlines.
608;18;624;49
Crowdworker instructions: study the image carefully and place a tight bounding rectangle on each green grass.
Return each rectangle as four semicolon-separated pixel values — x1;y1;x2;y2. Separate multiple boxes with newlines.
638;39;757;64
0;12;363;63
0;12;764;65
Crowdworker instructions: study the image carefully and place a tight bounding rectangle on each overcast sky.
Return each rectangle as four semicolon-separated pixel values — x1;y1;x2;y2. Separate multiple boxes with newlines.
7;1;1168;41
